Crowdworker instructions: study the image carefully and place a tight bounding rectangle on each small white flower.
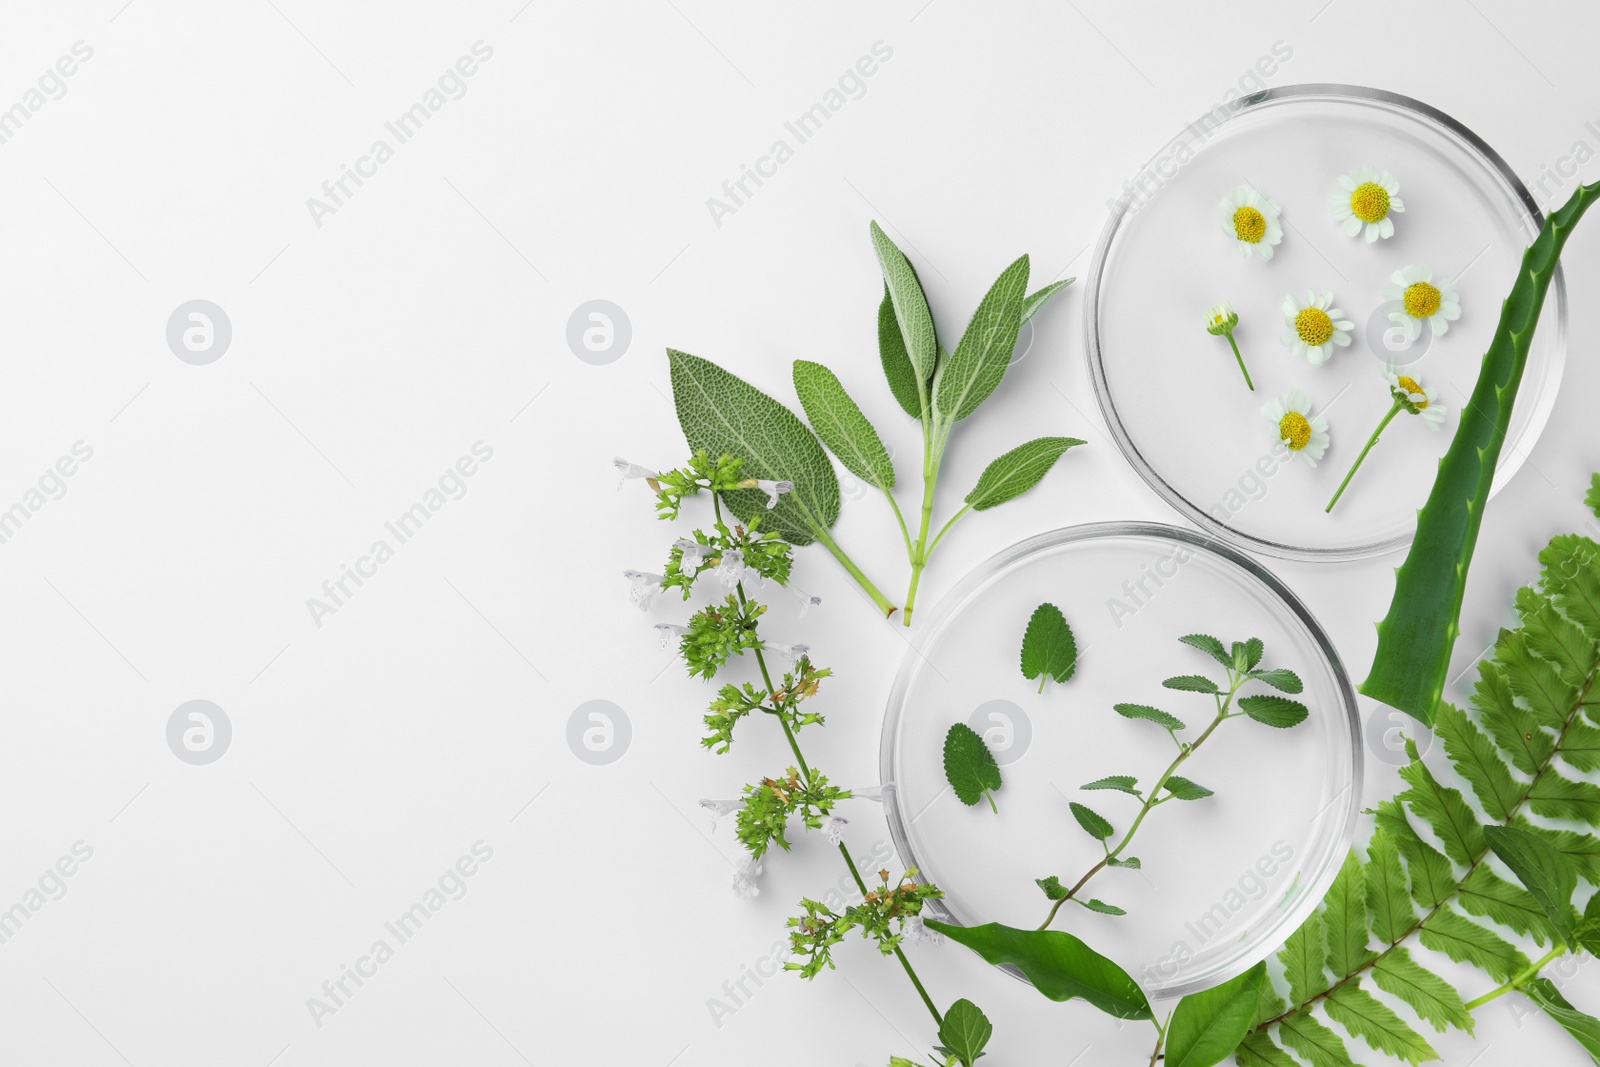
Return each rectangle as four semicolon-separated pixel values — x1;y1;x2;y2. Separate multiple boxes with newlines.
699;798;738;830
674;538;713;573
765;641;810;661
613;457;658;489
732;854;763;899
1330;165;1404;242
1384;265;1461;341
712;548;746;589
623;569;663;611
1280;291;1354;366
1205;301;1239;335
654;622;687;649
789;585;823;618
818;816;848;845
1261;389;1331;467
1218;184;1283;260
1384;369;1450;430
851;785;891;803
756;479;793;509
901;915;942;945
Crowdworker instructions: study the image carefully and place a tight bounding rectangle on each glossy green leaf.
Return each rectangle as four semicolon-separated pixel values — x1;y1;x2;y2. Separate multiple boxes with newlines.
925;920;1152;1019
1522;978;1600;1064
1165;963;1268;1067
963;436;1084;511
1483;823;1580;947
793;360;895;490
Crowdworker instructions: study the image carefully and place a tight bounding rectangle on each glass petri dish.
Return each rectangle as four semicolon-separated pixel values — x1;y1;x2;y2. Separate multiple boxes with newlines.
879;522;1361;999
1085;84;1565;561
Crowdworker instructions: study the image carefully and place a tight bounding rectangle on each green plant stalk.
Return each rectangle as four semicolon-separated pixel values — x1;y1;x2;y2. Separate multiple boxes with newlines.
1363;180;1600;724
902;430;943;627
1037;672;1248;929
812;524;898;618
716;493;943;1029
1224;331;1254;391
1326;399;1402;513
1462;946;1566;1011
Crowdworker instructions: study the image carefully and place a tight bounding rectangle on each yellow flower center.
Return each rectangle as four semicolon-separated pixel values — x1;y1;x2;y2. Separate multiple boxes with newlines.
1295;306;1334;347
1233;206;1267;243
1397;375;1429;409
1403;281;1441;319
1350;182;1390;223
1279;412;1312;451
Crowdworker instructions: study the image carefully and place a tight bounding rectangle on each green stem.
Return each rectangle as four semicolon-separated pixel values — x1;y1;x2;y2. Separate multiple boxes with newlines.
1147;1013;1169;1067
1038;672;1245;930
1326;401;1401;513
1225;332;1253;391
902;431;943;628
1463;946;1566;1010
884;487;914;560
812;525;898;618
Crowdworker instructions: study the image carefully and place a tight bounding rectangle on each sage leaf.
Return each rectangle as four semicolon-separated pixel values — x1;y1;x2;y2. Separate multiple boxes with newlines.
944;722;1002;812
1483;824;1580;948
1069;801;1113;841
668;349;839;545
964;436;1085;511
934;998;992;1067
1021;278;1075;325
792;360;895;490
1021;602;1077;692
870;221;937;387
1522;978;1600;1062
1166;962;1268;1067
925;920;1153;1020
932;254;1028;423
878;286;923;419
1239;694;1309;729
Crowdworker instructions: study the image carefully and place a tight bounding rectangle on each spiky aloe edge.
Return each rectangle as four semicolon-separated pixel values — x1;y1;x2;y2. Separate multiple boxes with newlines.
1364;180;1600;724
1240;481;1600;1066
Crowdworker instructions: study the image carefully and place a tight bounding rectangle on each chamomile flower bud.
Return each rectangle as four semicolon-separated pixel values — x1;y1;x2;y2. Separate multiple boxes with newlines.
712;549;747;589
654;622;687;649
674;538;713;573
819;815;848;845
623;569;663;611
1205;302;1239;336
732;854;763;899
613;457;658;489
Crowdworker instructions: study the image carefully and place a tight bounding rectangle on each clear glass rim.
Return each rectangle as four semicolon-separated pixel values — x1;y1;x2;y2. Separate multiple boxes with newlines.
1083;82;1568;562
877;520;1365;1000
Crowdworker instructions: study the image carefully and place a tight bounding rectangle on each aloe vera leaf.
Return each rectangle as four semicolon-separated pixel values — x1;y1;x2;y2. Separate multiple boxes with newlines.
1362;180;1600;725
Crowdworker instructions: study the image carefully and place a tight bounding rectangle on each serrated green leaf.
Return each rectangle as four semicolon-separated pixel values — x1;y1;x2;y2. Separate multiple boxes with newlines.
870;222;937;388
1107;855;1141;869
1325;984;1438;1064
925;920;1152;1019
1242;637;1265;670
1180;633;1233;669
1371;948;1474;1034
1164;674;1220;694
1113;703;1186;731
1499;628;1579;729
1366;830;1417;945
1020;278;1074;325
1070;801;1114;841
1529;771;1600;825
793;360;895;490
935;998;992;1067
1523;977;1600;1062
1517;585;1594;684
932;254;1028;423
943;723;1002;812
963;436;1084;511
1021;603;1077;691
1239;694;1309;729
1435;702;1523;822
1249;668;1304;693
1373;800;1456;907
1164;776;1214;801
1472;660;1553;776
1416;907;1530;983
1082;775;1140;795
1279;1009;1357;1067
1079;898;1126;916
1278;912;1327;1006
1540;534;1600;640
668;349;839;545
1514;818;1600;886
1360;181;1600;725
1483;823;1580;947
1562;716;1600;773
1459;864;1561;946
877;286;923;420
1324;850;1375;977
1036;875;1069;901
1165;962;1268;1067
1235;1034;1300;1067
1398;739;1486;866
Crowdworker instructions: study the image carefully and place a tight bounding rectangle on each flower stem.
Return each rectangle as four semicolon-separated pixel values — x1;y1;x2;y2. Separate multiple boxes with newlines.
1326;401;1401;513
1225;332;1254;391
1463;946;1566;1010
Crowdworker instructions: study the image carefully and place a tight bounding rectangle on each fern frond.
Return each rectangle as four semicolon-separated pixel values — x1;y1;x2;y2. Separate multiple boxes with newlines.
1324;984;1438;1064
1434;703;1522;821
1365;830;1417;945
1369;949;1472;1035
1414;907;1529;984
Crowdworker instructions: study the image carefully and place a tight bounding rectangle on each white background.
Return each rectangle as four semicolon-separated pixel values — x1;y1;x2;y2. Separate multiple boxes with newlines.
0;0;1595;1064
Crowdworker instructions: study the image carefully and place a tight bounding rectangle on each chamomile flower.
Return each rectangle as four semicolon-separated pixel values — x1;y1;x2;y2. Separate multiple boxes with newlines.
1280;291;1354;366
1384;264;1460;341
1261;389;1330;467
1330;165;1404;242
1204;301;1253;390
623;569;663;610
1325;369;1451;513
1218;184;1283;260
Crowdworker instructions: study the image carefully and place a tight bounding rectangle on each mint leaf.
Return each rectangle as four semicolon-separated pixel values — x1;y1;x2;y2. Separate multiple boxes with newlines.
668;350;839;545
1082;775;1140;796
1021;603;1077;692
944;722;1002;813
1069;801;1114;841
1114;703;1187;732
1164;674;1220;694
1239;694;1309;728
1079;898;1126;916
1483;824;1581;948
870;222;937;387
1241;638;1265;670
1021;278;1075;325
934;998;992;1067
878;285;923;419
1179;633;1232;669
1164;776;1214;801
964;437;1085;511
1249;668;1304;694
1106;856;1141;869
1036;875;1070;901
932;254;1028;423
793;360;896;490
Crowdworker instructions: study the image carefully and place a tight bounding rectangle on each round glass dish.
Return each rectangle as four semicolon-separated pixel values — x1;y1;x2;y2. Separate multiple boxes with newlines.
1085;84;1565;561
879;522;1361;999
